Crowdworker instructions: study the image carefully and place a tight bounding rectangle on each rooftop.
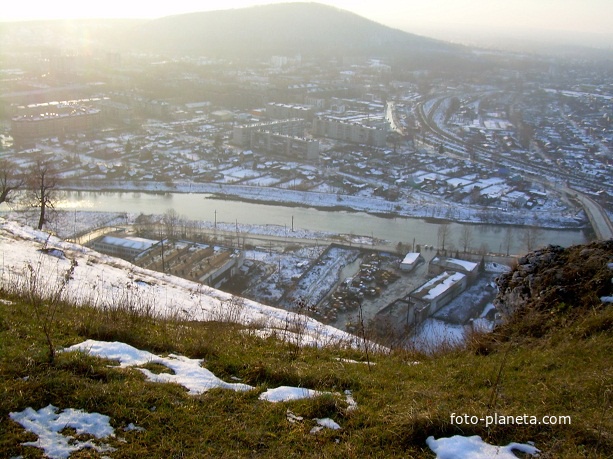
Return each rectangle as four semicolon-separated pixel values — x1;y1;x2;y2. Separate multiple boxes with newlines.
411;271;466;301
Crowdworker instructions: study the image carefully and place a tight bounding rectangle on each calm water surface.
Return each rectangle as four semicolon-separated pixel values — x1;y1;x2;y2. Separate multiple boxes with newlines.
55;191;588;255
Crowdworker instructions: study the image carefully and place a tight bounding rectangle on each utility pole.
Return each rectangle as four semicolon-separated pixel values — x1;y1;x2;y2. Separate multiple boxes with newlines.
235;219;239;248
160;236;166;273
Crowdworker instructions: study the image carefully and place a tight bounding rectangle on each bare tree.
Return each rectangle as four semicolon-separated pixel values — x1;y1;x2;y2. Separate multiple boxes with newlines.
459;225;473;253
437;222;451;251
162;208;181;241
0;158;24;205
503;227;514;256
134;213;154;237
28;156;60;230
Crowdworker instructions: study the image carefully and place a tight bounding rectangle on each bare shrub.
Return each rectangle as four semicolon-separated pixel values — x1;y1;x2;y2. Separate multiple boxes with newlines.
7;241;77;364
210;295;246;324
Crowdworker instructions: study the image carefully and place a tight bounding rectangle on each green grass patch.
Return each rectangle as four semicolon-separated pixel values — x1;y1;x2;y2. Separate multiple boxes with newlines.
0;290;611;458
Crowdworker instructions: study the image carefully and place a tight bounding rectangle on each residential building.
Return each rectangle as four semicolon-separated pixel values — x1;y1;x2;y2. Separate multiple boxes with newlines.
312;116;387;147
232;119;318;160
266;102;314;120
250;130;319;160
233;119;307;146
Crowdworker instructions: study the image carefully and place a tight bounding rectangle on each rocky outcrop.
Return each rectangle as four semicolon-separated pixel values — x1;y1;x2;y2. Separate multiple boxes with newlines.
494;240;613;337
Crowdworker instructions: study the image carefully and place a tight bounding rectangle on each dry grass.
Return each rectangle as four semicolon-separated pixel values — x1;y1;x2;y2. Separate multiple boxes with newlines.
0;286;611;458
1;239;612;457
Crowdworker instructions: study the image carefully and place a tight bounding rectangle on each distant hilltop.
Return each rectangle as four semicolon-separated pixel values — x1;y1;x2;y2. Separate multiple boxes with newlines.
122;2;461;59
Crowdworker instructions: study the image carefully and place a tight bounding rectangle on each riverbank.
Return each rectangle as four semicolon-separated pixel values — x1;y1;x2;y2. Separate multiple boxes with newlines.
60;179;588;230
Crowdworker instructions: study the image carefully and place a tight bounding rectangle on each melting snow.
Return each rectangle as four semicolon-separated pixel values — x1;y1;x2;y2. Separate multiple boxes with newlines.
10;340;359;456
427;435;540;459
63;340;253;395
258;386;327;403
310;417;342;434
9;405;116;459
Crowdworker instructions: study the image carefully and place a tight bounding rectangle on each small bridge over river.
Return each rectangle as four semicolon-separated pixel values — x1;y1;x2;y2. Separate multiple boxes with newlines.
569;188;613;241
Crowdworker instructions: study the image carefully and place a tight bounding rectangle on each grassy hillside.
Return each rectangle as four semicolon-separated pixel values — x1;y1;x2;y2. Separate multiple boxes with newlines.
0;244;611;458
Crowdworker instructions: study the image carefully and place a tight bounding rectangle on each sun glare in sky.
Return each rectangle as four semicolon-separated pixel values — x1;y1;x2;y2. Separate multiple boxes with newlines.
3;0;612;39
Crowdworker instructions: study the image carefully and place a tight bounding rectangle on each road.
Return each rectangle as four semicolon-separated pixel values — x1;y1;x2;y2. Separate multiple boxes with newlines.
412;95;613;241
568;188;613;240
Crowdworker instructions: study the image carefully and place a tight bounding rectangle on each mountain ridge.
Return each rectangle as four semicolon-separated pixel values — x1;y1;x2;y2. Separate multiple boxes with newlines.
122;2;462;58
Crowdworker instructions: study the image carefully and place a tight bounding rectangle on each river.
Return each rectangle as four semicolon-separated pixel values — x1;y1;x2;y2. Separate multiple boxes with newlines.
53;191;588;255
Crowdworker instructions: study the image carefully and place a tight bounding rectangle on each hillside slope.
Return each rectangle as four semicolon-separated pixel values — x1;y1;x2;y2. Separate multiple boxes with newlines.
0;223;611;457
122;2;460;58
0;218;361;349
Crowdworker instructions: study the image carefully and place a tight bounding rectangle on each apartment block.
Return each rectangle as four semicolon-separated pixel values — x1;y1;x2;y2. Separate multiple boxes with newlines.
312;116;387;147
232;119;319;160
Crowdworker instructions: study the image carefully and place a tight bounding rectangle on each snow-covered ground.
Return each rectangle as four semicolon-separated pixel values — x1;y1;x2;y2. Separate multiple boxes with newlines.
244;245;326;305
170;181;582;228
2;218;542;458
427;435;540;459
9;339;358;458
0;218;366;350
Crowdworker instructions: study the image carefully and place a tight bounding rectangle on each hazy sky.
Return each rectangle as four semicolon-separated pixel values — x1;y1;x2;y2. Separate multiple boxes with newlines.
3;1;612;42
